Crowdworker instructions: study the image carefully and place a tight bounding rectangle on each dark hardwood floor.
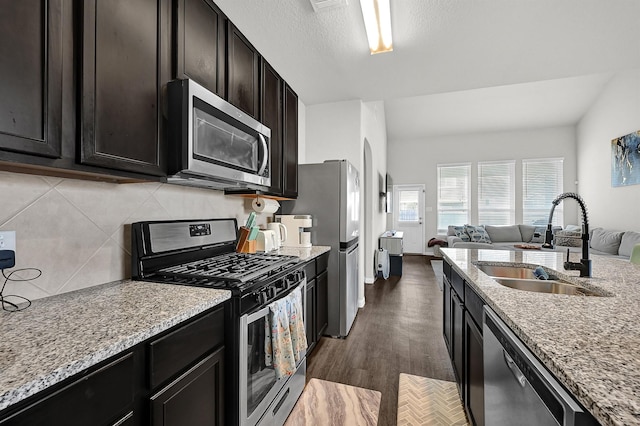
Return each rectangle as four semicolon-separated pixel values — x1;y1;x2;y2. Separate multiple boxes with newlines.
306;255;455;426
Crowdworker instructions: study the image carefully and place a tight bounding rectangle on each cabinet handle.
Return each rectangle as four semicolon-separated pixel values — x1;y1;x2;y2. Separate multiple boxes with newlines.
257;133;268;176
503;350;527;388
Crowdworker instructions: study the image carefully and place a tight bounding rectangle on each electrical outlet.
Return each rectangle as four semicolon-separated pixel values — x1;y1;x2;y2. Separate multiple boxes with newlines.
0;231;16;269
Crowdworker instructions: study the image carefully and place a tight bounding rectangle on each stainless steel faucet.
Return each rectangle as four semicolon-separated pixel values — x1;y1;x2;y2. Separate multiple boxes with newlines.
541;192;592;277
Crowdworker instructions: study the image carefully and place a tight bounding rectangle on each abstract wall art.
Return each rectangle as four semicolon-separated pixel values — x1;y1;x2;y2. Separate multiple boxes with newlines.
611;130;640;187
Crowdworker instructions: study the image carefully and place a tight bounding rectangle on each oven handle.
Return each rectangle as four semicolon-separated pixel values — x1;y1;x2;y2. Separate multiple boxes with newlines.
246;306;271;324
245;280;305;323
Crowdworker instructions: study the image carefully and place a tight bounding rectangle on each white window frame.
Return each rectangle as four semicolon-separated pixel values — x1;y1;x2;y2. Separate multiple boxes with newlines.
477;160;515;225
522;157;564;227
437;163;471;234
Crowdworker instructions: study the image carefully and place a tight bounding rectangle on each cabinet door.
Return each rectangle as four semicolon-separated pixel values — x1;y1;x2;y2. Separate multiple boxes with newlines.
151;348;225;426
305;278;316;353
465;312;484;426
261;59;283;195
0;0;62;158
0;352;135;426
451;290;464;396
282;83;298;198
226;23;259;119
316;270;328;339
175;0;225;97
81;0;168;176
443;276;452;354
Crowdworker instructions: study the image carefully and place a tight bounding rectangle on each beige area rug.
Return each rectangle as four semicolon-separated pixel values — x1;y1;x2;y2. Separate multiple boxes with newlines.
285;378;381;426
397;373;469;426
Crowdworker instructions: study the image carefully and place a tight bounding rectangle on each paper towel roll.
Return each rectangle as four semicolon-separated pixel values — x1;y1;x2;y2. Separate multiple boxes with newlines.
252;197;280;214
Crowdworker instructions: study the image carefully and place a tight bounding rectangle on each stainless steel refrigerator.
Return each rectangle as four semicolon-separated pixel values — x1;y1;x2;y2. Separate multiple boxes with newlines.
281;160;360;337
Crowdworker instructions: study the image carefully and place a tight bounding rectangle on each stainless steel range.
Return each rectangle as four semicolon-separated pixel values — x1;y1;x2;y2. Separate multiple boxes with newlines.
131;218;307;426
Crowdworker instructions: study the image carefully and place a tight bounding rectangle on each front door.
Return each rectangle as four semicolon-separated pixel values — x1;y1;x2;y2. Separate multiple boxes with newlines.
393;184;425;254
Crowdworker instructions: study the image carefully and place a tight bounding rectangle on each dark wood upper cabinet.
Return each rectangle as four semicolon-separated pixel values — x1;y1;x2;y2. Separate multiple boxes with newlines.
0;0;62;158
261;60;283;196
81;0;168;176
282;83;298;198
226;23;260;119
175;0;226;98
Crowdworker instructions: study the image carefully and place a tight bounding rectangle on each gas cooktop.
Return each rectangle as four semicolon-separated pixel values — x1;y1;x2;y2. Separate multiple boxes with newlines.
131;218;300;293
157;252;299;284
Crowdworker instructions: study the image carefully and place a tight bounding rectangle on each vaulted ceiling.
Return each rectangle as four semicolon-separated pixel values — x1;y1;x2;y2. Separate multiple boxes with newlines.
214;0;640;140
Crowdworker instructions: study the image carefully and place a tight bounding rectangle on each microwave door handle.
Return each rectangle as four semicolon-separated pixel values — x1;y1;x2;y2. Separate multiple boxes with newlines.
257;134;268;176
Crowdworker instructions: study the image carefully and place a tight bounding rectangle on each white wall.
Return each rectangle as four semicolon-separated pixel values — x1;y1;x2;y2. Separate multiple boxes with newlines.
576;69;640;231
387;126;578;251
361;101;388;285
305;100;388;307
0;171;249;301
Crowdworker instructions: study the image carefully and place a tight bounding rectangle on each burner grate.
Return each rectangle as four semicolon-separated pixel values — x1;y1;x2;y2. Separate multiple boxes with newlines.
157;252;299;283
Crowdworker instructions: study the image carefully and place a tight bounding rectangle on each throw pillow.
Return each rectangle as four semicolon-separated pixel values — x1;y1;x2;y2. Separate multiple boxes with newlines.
590;228;624;255
554;230;582;247
451;225;470;242
619;231;640;257
465;225;492;244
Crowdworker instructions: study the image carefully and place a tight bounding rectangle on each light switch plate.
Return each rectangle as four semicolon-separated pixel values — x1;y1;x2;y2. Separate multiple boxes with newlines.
0;231;16;269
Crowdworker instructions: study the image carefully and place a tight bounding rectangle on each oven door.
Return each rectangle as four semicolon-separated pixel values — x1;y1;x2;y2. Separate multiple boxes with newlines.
239;281;306;426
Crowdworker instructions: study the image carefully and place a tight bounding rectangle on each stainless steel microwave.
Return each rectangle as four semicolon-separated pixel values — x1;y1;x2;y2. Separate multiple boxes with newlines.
166;79;271;190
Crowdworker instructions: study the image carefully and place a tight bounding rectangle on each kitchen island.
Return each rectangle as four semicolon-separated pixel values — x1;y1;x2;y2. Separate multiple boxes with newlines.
441;247;640;426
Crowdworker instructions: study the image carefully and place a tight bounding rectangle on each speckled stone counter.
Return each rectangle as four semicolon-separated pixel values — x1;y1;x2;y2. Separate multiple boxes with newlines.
0;280;230;412
276;245;331;261
440;248;640;426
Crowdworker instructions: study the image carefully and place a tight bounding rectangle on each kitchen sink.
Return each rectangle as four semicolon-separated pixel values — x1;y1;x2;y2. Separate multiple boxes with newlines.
476;264;604;296
477;265;543;279
491;277;602;296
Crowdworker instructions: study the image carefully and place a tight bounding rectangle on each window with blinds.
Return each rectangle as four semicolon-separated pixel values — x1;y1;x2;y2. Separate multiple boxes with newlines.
437;164;470;233
522;158;564;226
478;161;515;225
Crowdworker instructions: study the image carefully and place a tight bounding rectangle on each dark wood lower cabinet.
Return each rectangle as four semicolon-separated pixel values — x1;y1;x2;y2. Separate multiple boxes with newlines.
304;253;329;355
0;352;135;426
443;260;485;425
443;276;452;353
316;270;328;340
150;348;225;426
0;304;227;426
451;290;465;393
306;277;317;353
465;312;484;426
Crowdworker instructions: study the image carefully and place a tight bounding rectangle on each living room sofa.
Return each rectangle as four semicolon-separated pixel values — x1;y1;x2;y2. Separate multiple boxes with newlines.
433;224;640;260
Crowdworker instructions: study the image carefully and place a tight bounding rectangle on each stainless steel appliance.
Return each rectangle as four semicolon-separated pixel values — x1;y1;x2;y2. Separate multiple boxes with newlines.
281;160;360;337
131;218;306;426
167;79;271;190
483;306;597;426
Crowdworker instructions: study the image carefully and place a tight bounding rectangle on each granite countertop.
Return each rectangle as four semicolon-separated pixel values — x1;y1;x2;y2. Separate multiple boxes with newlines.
440;248;640;426
0;280;230;412
276;245;331;261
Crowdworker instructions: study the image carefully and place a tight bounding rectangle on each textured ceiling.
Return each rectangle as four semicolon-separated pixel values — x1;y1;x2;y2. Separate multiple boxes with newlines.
214;0;640;139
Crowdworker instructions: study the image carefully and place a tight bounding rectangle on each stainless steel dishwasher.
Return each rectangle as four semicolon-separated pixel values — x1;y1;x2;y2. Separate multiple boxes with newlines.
483;307;597;426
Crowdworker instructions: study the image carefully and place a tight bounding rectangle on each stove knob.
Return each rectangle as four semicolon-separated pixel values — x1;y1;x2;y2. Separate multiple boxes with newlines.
258;291;268;305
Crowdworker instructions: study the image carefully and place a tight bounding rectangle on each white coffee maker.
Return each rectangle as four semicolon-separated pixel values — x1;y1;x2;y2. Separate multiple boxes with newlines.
275;214;313;247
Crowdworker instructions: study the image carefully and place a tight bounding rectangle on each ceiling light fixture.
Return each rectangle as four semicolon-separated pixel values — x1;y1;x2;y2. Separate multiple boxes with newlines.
359;0;393;54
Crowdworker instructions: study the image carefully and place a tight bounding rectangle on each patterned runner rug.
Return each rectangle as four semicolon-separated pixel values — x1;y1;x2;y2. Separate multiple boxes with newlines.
397;373;469;425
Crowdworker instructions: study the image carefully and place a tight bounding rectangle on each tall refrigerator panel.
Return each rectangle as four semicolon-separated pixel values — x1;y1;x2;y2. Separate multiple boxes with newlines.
281;160;360;337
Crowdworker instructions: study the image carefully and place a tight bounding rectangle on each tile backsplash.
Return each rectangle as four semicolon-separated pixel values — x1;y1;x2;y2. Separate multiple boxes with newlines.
0;171;253;301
